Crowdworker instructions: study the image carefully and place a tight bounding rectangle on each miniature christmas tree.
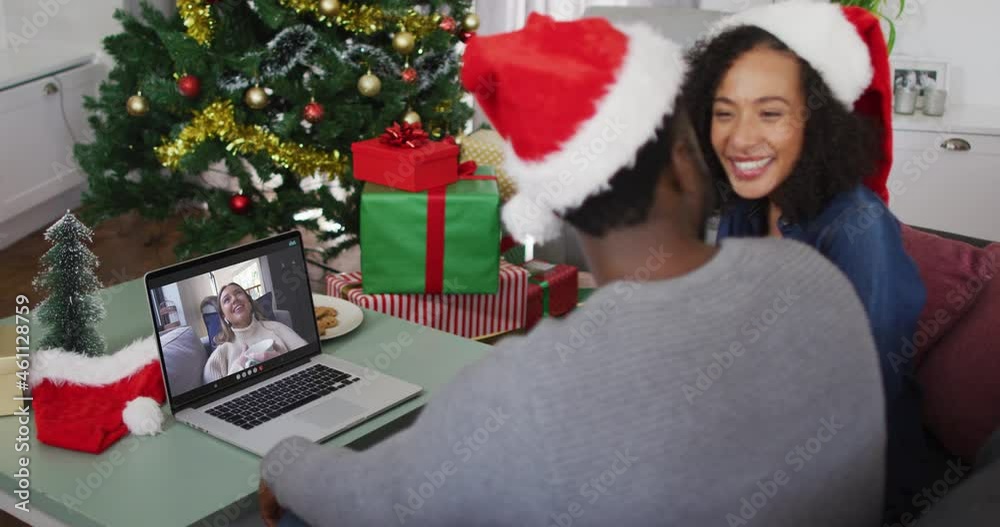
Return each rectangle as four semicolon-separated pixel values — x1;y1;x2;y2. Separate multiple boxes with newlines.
33;212;107;357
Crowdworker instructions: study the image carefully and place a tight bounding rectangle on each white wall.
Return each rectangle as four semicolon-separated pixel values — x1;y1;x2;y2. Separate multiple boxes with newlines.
891;0;1000;107
1;0;123;53
698;0;772;13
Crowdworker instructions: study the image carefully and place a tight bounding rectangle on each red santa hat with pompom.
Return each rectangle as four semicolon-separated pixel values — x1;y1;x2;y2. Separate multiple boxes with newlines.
30;336;167;454
708;0;894;203
461;13;687;244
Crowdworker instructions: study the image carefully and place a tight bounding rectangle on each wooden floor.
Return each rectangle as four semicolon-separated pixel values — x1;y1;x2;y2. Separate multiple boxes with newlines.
0;211;186;320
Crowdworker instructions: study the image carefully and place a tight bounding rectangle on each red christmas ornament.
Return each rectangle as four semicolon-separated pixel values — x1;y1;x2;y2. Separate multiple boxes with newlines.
459;31;476;43
439;16;456;32
401;67;418;84
177;75;201;99
229;194;251;215
303;101;325;123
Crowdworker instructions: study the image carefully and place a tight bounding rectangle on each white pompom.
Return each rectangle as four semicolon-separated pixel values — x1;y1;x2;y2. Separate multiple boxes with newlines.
123;397;165;436
502;194;564;245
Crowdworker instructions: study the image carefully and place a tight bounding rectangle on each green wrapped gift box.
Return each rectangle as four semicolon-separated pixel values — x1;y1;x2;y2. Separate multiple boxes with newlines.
360;165;500;294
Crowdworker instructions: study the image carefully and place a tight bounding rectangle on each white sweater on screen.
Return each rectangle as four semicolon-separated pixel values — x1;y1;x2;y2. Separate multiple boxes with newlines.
203;317;308;383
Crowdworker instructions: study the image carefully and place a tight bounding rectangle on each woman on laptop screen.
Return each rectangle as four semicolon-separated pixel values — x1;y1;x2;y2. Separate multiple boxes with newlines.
203;282;308;382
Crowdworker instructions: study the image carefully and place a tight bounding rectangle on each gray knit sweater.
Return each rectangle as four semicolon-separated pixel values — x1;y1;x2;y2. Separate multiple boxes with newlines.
262;238;887;526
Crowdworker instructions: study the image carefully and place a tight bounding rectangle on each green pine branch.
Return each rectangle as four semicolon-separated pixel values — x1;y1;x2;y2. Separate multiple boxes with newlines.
76;0;473;263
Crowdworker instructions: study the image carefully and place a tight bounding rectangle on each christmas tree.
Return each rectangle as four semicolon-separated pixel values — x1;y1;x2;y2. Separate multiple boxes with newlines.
76;0;476;262
33;212;107;357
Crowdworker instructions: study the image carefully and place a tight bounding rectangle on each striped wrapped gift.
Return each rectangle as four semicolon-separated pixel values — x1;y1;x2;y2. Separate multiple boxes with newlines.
326;262;530;340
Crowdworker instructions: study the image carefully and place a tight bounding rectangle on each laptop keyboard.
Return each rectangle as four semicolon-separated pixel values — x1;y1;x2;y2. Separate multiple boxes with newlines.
206;364;361;430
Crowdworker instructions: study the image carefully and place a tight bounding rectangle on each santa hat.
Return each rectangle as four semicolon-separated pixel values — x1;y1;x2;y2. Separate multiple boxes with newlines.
30;336;167;454
709;0;893;203
461;13;686;243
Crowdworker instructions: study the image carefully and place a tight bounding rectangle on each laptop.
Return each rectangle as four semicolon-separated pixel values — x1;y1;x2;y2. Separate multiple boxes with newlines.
145;231;422;456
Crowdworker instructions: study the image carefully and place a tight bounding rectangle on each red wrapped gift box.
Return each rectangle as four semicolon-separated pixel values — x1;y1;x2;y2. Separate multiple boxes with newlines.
351;137;459;192
524;260;579;329
327;261;530;339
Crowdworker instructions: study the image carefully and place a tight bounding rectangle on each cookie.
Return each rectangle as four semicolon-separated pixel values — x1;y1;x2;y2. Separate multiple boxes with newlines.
317;315;339;332
314;306;338;318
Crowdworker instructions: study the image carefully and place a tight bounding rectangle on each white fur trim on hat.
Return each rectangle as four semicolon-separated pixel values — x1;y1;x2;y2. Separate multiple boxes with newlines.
708;0;872;108
123;396;165;436
501;22;686;244
29;336;159;387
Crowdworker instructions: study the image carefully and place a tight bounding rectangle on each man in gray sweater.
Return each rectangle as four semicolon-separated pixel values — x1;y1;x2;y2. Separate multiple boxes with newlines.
260;14;887;527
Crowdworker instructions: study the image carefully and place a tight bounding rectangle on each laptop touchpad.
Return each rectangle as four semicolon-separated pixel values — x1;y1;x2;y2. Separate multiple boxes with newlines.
296;400;366;428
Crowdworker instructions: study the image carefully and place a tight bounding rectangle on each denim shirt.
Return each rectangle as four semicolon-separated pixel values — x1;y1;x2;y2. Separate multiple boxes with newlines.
718;185;934;516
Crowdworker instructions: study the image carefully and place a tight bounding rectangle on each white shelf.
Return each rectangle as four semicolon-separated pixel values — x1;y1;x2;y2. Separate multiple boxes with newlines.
0;45;95;92
891;104;1000;136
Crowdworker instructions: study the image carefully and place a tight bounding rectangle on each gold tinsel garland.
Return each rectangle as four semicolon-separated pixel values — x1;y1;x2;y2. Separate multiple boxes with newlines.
155;100;348;179
177;0;215;46
179;0;444;46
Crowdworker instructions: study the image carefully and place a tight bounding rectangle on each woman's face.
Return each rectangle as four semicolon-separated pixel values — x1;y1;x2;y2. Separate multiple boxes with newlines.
220;285;252;329
710;46;806;201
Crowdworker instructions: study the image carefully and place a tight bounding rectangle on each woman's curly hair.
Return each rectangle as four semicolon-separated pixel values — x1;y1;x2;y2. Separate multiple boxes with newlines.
682;25;881;223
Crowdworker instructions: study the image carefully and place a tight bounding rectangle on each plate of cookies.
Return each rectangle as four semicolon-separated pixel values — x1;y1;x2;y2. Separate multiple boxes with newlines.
312;294;364;340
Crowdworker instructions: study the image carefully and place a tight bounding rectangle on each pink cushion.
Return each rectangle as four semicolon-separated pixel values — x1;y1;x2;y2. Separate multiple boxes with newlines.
917;244;1000;459
900;225;995;367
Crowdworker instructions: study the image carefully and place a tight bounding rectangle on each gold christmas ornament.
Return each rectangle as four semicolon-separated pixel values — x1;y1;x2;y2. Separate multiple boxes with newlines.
460;129;516;202
155;100;347;179
402;109;421;125
126;94;150;117
317;0;341;17
244;85;269;109
462;13;480;32
357;71;382;97
392;31;416;55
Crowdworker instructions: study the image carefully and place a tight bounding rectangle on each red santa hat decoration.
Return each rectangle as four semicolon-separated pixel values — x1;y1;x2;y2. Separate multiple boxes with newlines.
461;13;687;243
30;336;167;454
709;0;894;203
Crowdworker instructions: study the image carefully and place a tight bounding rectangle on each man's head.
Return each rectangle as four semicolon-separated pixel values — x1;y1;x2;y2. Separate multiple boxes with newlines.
562;106;714;242
461;14;700;245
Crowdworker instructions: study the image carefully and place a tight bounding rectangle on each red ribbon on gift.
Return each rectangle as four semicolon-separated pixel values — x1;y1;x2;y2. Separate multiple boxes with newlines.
380;121;430;149
424;160;493;293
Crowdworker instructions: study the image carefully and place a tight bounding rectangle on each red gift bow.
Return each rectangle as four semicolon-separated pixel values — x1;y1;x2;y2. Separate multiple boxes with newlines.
379;121;430;149
424;160;494;294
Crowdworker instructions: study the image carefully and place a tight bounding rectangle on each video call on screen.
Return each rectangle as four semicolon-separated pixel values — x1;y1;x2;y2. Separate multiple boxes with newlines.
149;243;316;397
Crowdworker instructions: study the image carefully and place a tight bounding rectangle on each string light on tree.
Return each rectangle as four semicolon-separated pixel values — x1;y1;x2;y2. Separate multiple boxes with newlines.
392;31;416;55
229;193;252;215
177;74;201;99
357;70;381;97
462;13;480;32
244;85;269;109
126;93;149;116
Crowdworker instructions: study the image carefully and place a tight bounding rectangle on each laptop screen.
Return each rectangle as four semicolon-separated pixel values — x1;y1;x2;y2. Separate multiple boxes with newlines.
145;232;319;408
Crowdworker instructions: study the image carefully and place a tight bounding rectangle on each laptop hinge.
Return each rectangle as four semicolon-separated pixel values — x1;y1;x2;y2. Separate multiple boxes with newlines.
183;354;314;410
